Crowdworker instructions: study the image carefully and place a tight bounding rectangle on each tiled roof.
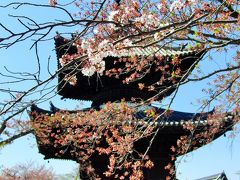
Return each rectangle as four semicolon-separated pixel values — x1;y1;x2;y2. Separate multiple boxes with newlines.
29;104;234;161
118;46;197;57
55;36;206;104
135;107;234;127
54;35;198;59
30;103;234;128
195;172;228;180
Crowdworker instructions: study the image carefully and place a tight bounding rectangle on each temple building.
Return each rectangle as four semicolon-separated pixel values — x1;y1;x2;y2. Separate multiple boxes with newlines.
29;35;235;179
195;171;228;180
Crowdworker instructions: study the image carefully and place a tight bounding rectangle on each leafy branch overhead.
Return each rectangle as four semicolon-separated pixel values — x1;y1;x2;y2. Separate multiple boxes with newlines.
0;0;239;179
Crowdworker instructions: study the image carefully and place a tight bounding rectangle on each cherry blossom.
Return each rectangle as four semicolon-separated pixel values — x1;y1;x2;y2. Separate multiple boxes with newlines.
64;75;77;86
49;0;57;7
170;0;184;11
81;65;96;77
123;39;133;47
108;10;119;21
98;39;113;52
81;39;92;51
0;1;239;180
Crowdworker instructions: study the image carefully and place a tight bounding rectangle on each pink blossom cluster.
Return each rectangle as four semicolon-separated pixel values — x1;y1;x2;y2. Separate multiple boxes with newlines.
31;102;157;179
170;0;198;11
48;0;57;6
57;0;238;91
60;36;136;79
170;0;184;11
63;75;77;86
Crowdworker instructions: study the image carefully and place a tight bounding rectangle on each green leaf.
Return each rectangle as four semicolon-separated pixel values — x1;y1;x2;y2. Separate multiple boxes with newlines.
195;64;199;69
0;141;7;149
194;31;199;37
149;110;155;117
213;28;221;34
196;43;201;48
171;71;176;78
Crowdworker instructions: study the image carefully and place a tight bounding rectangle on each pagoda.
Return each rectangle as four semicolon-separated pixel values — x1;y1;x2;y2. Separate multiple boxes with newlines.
29;35;235;180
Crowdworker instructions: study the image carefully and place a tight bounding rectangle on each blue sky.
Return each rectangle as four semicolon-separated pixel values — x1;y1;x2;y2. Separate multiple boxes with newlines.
0;1;240;179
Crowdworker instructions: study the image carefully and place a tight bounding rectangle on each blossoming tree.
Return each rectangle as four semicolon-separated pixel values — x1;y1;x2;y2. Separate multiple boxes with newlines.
0;161;56;180
0;0;239;179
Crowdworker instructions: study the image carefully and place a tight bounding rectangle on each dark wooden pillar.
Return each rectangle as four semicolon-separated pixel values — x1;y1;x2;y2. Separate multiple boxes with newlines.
88;155;175;180
135;132;178;180
80;132;179;179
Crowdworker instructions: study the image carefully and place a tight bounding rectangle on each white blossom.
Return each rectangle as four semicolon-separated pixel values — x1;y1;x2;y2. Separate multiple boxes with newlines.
154;32;161;41
81;39;91;50
88;53;99;63
93;28;98;34
170;0;184;11
108;23;118;31
108;10;119;21
68;75;77;86
189;0;198;6
135;13;159;28
169;27;175;33
96;60;105;74
59;58;65;66
98;40;114;52
123;39;133;46
64;75;77;86
81;65;96;76
81;53;106;76
157;3;163;10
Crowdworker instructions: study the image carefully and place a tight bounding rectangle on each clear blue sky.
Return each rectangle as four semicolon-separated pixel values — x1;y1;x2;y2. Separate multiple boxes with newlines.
0;1;239;179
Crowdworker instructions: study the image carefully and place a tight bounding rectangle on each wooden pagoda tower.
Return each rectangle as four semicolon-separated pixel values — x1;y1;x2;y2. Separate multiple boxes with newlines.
29;35;234;180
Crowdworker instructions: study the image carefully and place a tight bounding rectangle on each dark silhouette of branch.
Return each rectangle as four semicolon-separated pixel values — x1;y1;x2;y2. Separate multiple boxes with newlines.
217;0;239;18
0;129;33;146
